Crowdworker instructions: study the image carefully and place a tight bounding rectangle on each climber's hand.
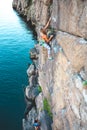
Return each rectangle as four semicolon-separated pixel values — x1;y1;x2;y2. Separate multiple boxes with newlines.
50;35;54;38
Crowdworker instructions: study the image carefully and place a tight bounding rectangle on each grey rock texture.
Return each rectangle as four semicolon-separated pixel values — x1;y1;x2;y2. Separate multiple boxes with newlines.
30;48;39;59
13;0;87;38
39;32;87;130
12;0;87;130
51;0;87;38
27;64;35;77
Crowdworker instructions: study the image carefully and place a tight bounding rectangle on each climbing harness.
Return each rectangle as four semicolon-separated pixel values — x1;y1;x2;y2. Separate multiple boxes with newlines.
39;39;45;46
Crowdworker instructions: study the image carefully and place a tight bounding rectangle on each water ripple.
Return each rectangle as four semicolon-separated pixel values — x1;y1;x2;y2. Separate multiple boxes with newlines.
0;0;37;130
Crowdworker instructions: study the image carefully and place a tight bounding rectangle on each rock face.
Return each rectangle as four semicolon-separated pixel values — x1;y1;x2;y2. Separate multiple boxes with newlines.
12;0;87;130
13;0;87;38
51;0;87;38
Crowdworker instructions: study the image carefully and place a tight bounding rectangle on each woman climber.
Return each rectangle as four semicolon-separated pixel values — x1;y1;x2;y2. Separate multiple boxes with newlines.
39;17;54;60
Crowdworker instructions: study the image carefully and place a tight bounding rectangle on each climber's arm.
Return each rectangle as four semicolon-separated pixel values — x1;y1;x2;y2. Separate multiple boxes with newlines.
44;35;53;43
48;35;54;42
43;17;51;30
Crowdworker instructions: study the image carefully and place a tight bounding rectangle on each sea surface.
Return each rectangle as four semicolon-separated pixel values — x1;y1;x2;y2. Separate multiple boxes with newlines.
0;0;37;130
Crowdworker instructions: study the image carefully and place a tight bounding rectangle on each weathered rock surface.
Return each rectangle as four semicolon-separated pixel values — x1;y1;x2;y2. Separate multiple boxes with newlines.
56;31;87;72
23;47;53;130
30;48;38;59
39;31;87;130
12;0;87;130
27;64;35;77
51;0;87;38
23;107;37;130
36;93;53;130
13;0;87;38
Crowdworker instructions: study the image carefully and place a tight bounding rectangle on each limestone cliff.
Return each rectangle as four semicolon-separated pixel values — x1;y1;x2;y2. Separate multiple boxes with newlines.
12;0;87;130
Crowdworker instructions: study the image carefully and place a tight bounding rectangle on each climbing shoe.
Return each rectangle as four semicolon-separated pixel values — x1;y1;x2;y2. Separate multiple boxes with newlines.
48;57;53;60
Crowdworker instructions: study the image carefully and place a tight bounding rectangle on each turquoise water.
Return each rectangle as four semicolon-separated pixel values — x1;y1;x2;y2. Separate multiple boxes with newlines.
0;0;37;130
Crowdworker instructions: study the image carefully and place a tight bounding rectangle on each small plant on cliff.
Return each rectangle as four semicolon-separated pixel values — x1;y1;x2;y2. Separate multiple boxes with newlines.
28;0;32;5
43;98;53;118
83;80;87;89
38;86;42;93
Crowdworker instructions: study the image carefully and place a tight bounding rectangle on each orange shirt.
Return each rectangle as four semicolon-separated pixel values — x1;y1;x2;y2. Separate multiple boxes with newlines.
41;34;49;43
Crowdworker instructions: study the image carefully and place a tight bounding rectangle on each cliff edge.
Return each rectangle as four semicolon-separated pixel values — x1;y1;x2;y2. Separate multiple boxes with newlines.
12;0;87;130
